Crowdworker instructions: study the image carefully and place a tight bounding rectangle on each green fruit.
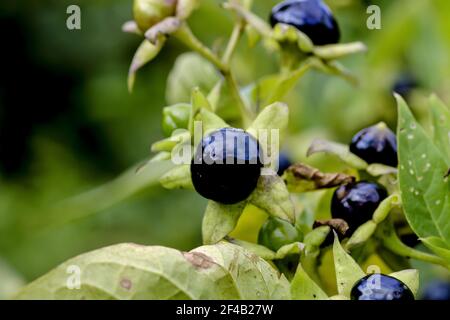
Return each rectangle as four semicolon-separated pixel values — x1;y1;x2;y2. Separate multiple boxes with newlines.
162;103;191;137
258;217;302;252
133;0;177;32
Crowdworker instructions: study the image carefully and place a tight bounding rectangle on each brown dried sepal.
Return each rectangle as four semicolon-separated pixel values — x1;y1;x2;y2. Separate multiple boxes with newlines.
283;163;355;193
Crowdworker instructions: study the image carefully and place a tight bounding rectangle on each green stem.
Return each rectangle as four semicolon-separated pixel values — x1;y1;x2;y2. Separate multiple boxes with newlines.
222;22;244;66
175;23;252;126
174;24;226;71
377;220;449;269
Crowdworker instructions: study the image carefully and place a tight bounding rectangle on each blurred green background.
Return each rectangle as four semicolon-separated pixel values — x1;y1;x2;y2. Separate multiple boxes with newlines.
1;0;450;296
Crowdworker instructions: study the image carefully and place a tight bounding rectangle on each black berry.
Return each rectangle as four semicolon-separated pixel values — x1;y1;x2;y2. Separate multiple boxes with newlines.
270;0;340;46
191;128;263;204
331;181;388;233
421;281;450;300
258;217;302;251
350;123;398;167
351;274;415;300
277;152;292;176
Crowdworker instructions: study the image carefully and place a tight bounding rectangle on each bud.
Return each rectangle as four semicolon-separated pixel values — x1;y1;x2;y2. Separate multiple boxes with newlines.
162;103;191;137
133;0;177;32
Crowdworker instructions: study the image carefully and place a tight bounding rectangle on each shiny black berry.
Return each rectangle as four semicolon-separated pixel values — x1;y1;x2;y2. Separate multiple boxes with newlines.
350;123;398;167
351;274;415;300
258;217;302;251
191;128;263;204
277;152;292;176
331;181;388;233
421;281;450;300
270;0;340;46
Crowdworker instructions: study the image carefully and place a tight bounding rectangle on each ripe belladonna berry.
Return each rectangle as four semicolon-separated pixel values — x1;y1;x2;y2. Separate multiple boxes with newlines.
270;0;340;46
421;281;450;300
351;274;415;300
331;181;388;233
258;217;302;251
191;128;263;204
349;123;398;167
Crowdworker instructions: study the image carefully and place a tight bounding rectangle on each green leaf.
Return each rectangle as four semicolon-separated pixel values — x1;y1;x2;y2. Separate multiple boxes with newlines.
291;264;328;300
421;236;450;262
333;234;365;297
303;226;330;249
16;244;234;299
194;109;229;136
191;87;213;112
345;221;377;251
389;269;419;297
241;74;281;109
151;131;191;153
313;42;367;60
16;243;289;300
429;95;450;163
396;94;450;245
249;173;295;223
128;38;166;92
275;243;304;260
226;238;276;260
166;52;220;105
301;226;330;285
193;242;291;299
372;194;401;224
207;80;223;112
307;139;368;170
190;87;222;134
159;165;193;190
247;102;289;137
147;151;171;163
265;60;314;104
202;201;246;245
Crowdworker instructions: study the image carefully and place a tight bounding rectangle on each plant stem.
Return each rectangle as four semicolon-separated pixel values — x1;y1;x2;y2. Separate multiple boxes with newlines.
175;23;253;126
377;220;449;269
175;24;227;71
222;22;244;66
